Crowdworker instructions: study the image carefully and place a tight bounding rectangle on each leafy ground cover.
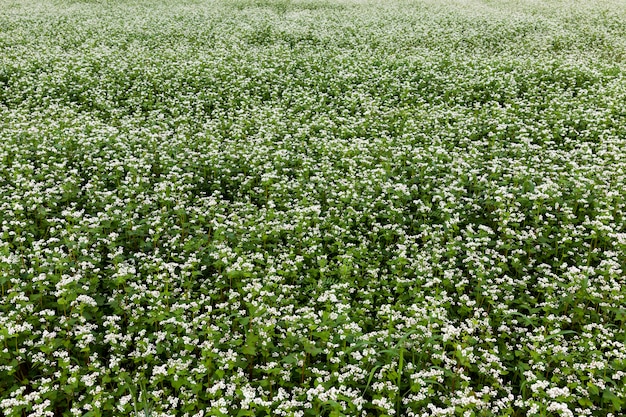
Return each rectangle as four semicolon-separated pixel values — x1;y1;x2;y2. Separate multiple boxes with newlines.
1;0;626;415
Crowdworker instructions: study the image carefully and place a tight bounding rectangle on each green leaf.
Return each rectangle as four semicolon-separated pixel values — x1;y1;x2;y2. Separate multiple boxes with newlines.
171;378;184;390
544;330;577;341
242;343;256;356
304;341;322;356
363;365;381;395
603;390;623;411
283;354;298;364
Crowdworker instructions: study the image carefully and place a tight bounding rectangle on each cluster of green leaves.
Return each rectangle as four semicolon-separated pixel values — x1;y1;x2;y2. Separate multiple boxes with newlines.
1;0;626;416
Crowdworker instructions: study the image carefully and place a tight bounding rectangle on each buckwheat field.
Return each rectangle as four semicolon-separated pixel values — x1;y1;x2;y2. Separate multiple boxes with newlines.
1;0;626;415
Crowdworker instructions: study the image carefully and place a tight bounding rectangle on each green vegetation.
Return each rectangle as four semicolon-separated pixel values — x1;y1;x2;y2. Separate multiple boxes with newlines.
1;0;626;415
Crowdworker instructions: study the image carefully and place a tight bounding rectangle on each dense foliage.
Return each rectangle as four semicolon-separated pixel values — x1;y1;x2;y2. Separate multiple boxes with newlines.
1;0;626;415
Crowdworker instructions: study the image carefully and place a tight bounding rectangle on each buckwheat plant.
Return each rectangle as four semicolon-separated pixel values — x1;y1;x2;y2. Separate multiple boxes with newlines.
1;0;625;416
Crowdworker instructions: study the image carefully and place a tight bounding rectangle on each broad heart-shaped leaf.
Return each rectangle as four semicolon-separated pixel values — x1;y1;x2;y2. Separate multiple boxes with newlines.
282;354;298;364
603;390;623;411
304;340;323;356
171;377;185;390
242;333;258;356
242;343;256;356
587;382;600;396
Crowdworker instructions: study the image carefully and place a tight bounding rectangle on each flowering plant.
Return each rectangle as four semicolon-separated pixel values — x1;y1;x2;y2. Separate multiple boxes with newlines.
1;0;625;416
